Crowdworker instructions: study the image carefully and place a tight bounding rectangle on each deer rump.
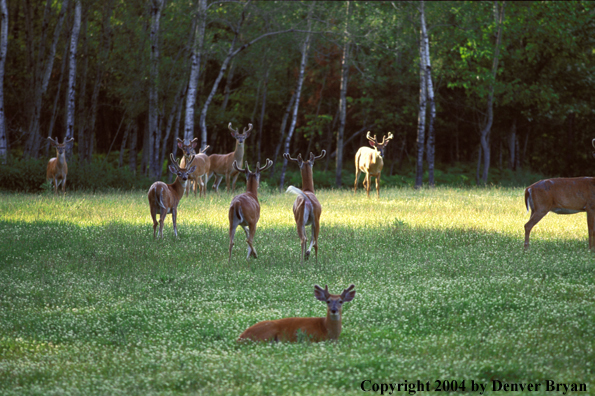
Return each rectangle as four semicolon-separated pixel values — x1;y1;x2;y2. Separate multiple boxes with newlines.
286;186;317;225
525;177;595;215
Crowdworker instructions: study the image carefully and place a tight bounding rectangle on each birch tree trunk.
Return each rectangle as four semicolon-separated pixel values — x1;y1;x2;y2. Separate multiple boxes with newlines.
0;0;7;164
478;1;505;185
149;0;163;179
269;89;296;178
257;65;270;165
420;0;436;187
46;42;69;157
414;21;427;189
76;9;88;161
65;0;81;159
278;2;315;191
183;0;207;142
335;1;351;187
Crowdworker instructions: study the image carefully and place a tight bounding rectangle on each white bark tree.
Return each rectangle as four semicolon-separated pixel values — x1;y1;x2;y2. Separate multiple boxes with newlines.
149;0;164;179
65;0;81;159
414;15;427;189
420;0;436;187
335;1;351;187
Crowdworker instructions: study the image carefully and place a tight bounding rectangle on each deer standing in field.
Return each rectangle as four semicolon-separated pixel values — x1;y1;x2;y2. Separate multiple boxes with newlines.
354;131;393;198
208;123;252;193
178;137;210;197
284;150;326;263
524;139;595;250
228;159;273;261
147;153;196;239
46;136;74;194
238;284;356;342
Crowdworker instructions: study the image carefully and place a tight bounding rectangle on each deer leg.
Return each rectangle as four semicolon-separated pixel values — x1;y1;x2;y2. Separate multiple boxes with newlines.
231;171;240;192
244;225;258;259
150;205;159;239
312;216;320;262
62;176;67;194
587;207;595;251
354;168;360;194
229;222;238;262
365;173;371;198
53;177;58;194
375;173;380;198
158;207;167;239
524;209;548;249
172;208;178;237
213;175;223;193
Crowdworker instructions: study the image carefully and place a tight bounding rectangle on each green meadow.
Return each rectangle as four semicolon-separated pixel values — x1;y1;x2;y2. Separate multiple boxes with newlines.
0;187;593;395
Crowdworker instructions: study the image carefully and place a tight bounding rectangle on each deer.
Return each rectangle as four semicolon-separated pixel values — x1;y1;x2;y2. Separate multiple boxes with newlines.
207;122;252;193
228;159;273;261
178;137;210;197
354;131;394;198
237;284;356;343
524;140;595;251
284;150;326;263
46;136;74;194
147;153;196;239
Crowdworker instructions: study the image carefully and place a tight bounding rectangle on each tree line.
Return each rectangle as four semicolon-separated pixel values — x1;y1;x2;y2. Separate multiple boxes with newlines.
1;0;594;189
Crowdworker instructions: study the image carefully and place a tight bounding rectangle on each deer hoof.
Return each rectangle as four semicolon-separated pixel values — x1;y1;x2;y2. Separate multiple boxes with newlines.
305;250;311;260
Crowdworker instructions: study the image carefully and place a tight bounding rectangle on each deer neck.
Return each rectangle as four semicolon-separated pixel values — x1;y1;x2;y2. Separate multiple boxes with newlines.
301;166;315;193
233;140;245;163
324;309;343;340
245;176;259;198
56;151;67;168
170;177;187;199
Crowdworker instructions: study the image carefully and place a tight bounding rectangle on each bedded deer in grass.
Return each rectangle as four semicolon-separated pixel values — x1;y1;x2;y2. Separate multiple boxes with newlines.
228;159;273;261
284;150;326;263
178;137;210;197
46;136;74;194
208;123;252;193
147;154;196;238
354;131;393;198
238;284;356;342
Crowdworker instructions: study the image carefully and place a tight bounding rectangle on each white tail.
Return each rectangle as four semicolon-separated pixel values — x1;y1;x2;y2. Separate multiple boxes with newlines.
208;122;252;193
238;284;356;342
147;153;196;238
354;131;393;198
284;150;325;262
46;136;74;194
228;159;273;261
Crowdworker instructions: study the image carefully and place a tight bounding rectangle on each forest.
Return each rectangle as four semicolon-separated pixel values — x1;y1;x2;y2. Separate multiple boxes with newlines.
0;0;594;191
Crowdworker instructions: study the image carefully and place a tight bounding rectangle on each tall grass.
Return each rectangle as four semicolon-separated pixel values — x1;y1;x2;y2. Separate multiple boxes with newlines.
0;187;593;395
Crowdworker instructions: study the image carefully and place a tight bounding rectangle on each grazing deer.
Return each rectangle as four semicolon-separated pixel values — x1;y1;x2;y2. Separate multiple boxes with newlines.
208;123;252;193
178;137;210;197
284;150;326;263
147;153;196;239
354;131;393;198
228;159;273;261
238;284;356;342
46;136;74;194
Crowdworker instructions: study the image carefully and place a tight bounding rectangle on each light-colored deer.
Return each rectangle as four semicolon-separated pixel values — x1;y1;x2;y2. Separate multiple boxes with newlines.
524;139;595;250
178;137;210;197
46;136;74;194
208;123;252;193
238;284;356;342
228;159;273;261
284;150;326;263
354;131;393;198
147;153;196;238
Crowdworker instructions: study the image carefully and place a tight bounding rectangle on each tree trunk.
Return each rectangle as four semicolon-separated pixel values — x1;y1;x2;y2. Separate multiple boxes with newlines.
129;120;138;175
279;2;315;191
220;58;236;113
335;1;351;187
476;144;482;186
76;9;88;161
160;82;186;173
0;0;8;164
118;121;131;168
269;89;296;178
420;0;436;187
183;0;207;142
46;42;69;157
149;0;163;179
415;18;427;189
65;0;81;159
257;65;270;165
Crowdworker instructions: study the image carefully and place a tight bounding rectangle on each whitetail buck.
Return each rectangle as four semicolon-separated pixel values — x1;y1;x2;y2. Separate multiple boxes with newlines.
147;153;196;238
208;123;252;193
238;284;356;342
178;137;210;197
284;150;326;262
46;136;74;194
354;131;393;198
228;159;273;261
524;140;595;250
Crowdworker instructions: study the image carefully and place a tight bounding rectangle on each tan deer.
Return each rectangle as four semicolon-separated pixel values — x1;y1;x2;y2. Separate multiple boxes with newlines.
147;153;196;238
238;284;356;342
178;137;210;197
228;159;273;261
524;139;595;250
354;131;393;198
208;123;252;193
46;136;74;194
284;150;326;263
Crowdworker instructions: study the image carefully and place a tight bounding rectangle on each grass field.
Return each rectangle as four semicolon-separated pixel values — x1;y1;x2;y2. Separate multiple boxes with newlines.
0;187;594;395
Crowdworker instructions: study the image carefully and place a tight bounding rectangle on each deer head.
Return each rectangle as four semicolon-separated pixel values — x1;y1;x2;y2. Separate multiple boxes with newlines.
229;122;253;145
366;132;393;157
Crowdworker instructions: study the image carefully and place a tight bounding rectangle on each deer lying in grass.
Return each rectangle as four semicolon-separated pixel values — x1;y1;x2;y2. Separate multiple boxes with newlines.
284;150;326;263
208;123;252;193
354;131;393;198
46;136;74;194
178;137;210;197
524;141;595;251
238;284;356;342
228;159;273;261
147;154;196;238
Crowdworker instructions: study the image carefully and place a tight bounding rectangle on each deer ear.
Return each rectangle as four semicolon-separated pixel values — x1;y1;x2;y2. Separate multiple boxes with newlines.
369;141;375;147
341;285;356;302
191;140;198;149
188;166;197;174
168;165;177;174
177;141;184;149
314;285;328;302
